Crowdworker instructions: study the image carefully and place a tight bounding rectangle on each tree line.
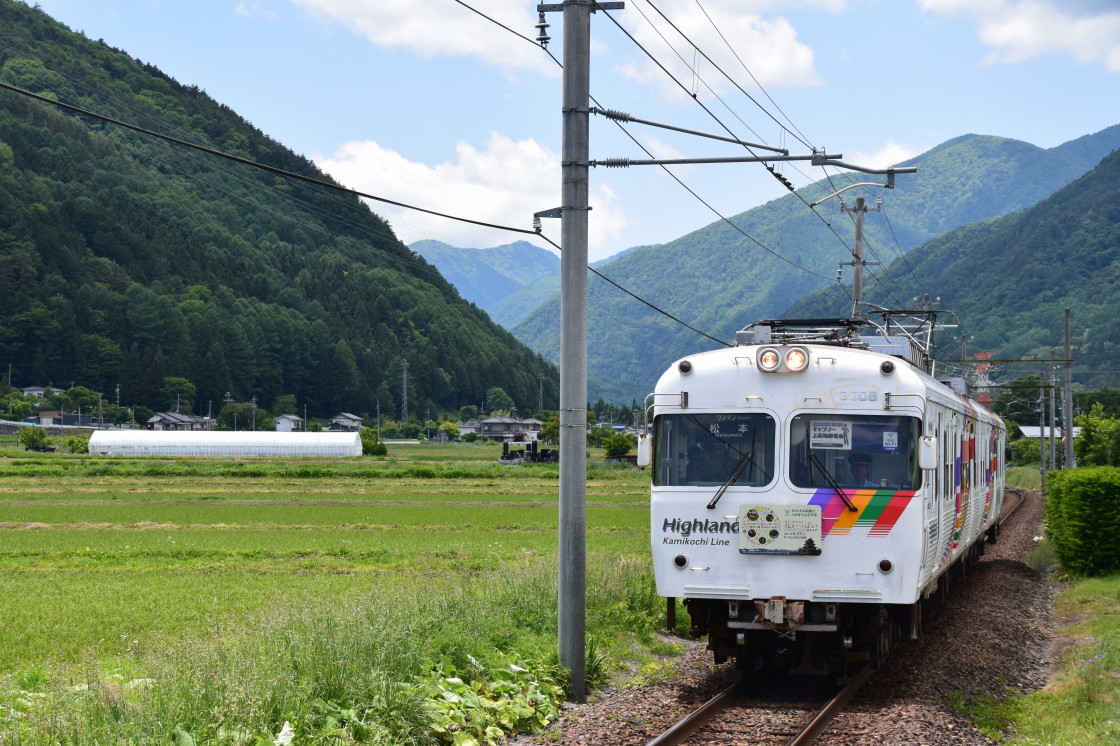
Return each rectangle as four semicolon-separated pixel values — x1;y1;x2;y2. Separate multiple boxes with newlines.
0;0;557;422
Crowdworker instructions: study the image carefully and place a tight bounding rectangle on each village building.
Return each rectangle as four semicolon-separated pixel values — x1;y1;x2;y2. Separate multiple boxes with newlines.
329;412;364;431
476;416;543;442
146;412;211;431
275;414;304;432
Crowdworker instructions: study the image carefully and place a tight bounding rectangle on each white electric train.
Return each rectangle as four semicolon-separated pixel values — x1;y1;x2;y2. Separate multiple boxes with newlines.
639;317;1006;677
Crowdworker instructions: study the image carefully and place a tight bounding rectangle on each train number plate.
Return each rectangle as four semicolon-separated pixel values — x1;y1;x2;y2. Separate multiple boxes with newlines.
738;504;822;555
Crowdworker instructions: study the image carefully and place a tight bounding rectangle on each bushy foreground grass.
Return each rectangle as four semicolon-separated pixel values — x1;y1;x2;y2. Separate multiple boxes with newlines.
0;557;666;745
950;572;1120;745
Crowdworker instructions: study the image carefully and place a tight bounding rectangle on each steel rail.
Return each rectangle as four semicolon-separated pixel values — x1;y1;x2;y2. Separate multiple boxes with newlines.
643;677;744;746
787;665;873;745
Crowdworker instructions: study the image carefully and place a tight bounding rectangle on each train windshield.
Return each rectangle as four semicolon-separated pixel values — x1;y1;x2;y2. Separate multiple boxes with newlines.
652;413;776;487
789;414;921;490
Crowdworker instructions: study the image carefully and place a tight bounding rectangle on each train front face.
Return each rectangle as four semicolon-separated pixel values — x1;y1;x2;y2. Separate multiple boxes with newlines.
649;343;927;666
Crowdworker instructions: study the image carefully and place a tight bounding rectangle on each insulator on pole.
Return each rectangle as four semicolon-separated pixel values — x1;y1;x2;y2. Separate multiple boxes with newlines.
535;12;551;47
597;107;632;122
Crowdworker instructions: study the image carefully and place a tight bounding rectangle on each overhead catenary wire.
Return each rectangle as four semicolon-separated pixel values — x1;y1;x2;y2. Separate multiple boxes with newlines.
690;0;814;148
640;0;813;150
461;0;852;288
593;3;892;295
449;1;850;308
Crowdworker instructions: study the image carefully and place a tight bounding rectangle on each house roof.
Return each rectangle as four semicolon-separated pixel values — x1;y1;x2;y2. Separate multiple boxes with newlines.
276;414;303;421
332;412;363;420
480;417;542;425
1016;426;1080;439
148;411;198;424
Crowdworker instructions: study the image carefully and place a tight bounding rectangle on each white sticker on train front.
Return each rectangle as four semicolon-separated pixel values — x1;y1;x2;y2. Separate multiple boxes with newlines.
737;504;823;555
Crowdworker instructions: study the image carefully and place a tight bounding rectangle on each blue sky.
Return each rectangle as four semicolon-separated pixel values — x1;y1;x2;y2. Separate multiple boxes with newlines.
28;0;1120;262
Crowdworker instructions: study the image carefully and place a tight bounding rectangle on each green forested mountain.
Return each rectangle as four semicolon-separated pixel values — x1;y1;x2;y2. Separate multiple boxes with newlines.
785;148;1120;388
512;126;1120;402
410;240;560;328
0;0;558;419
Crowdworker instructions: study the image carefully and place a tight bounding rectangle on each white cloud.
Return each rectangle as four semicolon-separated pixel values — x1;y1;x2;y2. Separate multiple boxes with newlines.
919;0;1120;71
615;0;834;101
844;140;927;171
290;0;556;75
235;2;278;21
313;133;628;260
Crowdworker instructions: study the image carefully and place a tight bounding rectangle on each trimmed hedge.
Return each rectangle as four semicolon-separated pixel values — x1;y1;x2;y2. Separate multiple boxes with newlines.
1045;467;1120;575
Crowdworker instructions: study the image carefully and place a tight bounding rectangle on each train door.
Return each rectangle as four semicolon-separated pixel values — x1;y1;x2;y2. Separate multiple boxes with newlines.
921;409;940;578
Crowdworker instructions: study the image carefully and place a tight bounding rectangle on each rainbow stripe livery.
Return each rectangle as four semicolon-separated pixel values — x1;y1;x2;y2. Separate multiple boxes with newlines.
808;489;915;536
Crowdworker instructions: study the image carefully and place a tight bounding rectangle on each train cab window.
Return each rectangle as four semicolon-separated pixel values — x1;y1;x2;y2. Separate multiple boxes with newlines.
789;414;921;490
652;413;775;487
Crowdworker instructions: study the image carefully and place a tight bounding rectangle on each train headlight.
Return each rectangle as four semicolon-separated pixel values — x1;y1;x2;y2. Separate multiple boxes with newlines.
757;346;809;372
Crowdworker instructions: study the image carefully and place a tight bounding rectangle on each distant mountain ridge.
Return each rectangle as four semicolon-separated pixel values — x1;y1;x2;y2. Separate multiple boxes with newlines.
410;239;654;329
410;240;559;328
786;146;1120;389
510;126;1120;402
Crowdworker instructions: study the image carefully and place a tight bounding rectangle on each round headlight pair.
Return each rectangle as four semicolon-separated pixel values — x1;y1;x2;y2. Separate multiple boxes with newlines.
757;346;809;372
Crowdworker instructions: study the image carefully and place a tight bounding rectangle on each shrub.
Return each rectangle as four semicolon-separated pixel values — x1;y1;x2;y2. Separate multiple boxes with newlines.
359;427;387;456
1009;438;1040;467
1073;403;1120;467
17;426;51;451
1046;467;1120;575
65;434;90;454
602;432;635;458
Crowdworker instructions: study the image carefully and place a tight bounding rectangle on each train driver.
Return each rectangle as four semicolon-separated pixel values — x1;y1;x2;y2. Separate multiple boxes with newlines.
848;452;876;488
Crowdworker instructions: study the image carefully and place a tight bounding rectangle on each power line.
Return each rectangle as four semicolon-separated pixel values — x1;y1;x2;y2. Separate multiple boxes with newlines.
690;0;814;148
0;81;541;238
2;76;731;348
0;38;457;281
640;0;813;149
593;4;907;296
454;2;849;304
535;233;730;347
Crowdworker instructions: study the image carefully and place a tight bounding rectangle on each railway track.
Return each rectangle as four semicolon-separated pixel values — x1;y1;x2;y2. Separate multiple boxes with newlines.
644;665;872;746
641;488;1025;746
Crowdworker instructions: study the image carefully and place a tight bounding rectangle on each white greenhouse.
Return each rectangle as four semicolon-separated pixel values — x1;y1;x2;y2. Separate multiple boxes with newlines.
87;430;362;458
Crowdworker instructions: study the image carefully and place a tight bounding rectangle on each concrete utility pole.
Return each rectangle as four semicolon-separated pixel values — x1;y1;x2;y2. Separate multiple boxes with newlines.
840;196;880;318
1063;308;1076;469
1039;378;1047;490
1049;355;1057;470
400;359;409;424
557;0;590;703
537;0;622;703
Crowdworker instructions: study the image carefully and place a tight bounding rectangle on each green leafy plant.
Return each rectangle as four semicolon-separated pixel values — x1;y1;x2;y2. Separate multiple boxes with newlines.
17;426;51;452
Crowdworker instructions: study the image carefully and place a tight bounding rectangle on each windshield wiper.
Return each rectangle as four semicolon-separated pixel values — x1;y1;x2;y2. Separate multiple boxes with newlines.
707;450;753;509
808;454;859;512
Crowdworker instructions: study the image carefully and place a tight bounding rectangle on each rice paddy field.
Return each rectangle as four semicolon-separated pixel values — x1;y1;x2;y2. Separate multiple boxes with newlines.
0;437;667;745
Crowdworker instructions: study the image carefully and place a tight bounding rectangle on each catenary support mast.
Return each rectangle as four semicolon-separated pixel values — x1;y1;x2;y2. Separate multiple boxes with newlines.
538;0;622;702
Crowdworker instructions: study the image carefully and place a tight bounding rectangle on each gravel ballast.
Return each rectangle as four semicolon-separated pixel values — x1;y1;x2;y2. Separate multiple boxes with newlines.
510;490;1052;745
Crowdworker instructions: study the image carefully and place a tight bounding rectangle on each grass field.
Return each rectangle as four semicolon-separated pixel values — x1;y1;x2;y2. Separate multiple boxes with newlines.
0;438;668;745
1;435;1115;744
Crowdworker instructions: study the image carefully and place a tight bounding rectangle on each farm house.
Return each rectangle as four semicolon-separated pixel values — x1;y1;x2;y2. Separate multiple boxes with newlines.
87;430;362;458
